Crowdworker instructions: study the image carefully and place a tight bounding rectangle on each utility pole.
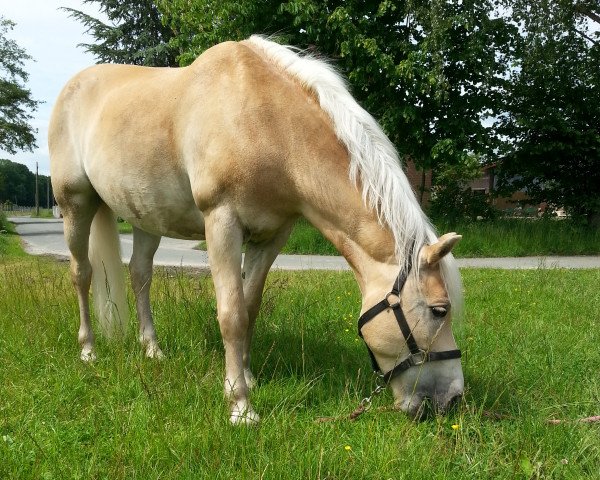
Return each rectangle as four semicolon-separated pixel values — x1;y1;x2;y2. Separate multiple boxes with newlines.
46;177;50;209
35;161;39;216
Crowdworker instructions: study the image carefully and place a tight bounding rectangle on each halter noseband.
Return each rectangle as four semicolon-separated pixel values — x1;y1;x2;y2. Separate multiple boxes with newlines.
357;253;461;384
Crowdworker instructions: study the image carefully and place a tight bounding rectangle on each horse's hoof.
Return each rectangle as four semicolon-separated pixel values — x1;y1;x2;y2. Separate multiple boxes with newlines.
80;348;96;362
230;407;260;426
145;343;165;360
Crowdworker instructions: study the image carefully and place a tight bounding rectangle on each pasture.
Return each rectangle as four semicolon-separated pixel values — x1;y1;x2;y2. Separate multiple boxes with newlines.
193;218;600;257
1;251;598;479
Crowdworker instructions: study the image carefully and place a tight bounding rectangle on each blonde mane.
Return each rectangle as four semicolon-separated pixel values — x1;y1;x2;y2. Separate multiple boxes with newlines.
247;36;462;312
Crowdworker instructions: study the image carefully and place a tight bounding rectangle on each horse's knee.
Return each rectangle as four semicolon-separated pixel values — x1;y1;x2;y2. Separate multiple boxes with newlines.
218;308;249;340
70;259;92;290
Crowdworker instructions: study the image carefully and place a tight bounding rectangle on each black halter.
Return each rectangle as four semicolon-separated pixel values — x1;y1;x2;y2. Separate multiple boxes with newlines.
357;254;461;384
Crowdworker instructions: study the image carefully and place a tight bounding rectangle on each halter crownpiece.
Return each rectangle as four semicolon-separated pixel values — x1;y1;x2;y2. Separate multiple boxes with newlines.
357;250;461;384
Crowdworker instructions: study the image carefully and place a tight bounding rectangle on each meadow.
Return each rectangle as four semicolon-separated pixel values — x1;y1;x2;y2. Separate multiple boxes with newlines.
195;217;600;258
1;221;599;479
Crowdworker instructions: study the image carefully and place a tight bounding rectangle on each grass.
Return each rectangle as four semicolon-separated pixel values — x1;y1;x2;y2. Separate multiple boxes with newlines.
0;212;27;257
280;219;338;255
31;209;55;219
194;217;600;257
1;246;599;479
117;220;134;234
1;208;54;218
438;218;600;258
7;213;600;257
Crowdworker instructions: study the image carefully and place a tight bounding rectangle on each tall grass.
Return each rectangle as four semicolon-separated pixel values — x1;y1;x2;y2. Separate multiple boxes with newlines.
1;252;598;479
279;218;600;257
438;218;600;257
0;212;26;257
280;218;338;255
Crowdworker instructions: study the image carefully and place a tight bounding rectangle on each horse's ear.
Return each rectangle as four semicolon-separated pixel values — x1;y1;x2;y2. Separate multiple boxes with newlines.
421;232;462;267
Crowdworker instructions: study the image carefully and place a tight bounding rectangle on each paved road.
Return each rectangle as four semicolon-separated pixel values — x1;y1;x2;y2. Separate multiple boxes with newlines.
8;217;600;270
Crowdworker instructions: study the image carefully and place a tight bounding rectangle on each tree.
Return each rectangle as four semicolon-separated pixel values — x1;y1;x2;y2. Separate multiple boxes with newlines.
428;154;498;222
0;17;39;155
497;0;600;223
160;0;515;204
64;0;179;67
158;0;294;66
0;159;33;205
0;159;51;207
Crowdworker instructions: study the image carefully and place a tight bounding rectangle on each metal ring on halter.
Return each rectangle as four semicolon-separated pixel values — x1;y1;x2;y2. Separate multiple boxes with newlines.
385;292;401;309
408;349;427;366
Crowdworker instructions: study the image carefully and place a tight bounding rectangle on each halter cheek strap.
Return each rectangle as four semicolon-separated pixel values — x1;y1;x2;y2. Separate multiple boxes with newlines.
357;260;461;384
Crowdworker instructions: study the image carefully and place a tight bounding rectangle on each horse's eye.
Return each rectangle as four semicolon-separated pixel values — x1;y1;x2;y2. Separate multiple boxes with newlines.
431;306;448;318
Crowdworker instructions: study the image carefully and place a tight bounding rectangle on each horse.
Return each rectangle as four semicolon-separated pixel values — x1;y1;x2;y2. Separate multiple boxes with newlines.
49;36;464;424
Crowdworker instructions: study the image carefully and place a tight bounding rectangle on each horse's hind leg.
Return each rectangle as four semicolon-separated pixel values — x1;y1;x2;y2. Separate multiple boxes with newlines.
241;224;293;388
129;227;163;358
204;205;258;425
61;194;100;361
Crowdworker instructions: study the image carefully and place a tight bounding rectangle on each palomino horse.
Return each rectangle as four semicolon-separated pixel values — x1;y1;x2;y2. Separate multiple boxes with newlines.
49;36;464;424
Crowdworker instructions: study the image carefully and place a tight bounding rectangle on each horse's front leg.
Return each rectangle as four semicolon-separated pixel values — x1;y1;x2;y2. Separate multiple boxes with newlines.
205;206;258;425
129;227;164;359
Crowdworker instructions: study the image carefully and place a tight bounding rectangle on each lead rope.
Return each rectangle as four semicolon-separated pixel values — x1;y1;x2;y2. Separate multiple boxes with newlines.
315;375;387;423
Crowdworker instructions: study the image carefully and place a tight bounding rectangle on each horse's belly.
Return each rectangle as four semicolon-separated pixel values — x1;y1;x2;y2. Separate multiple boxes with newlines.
126;207;206;240
92;172;206;240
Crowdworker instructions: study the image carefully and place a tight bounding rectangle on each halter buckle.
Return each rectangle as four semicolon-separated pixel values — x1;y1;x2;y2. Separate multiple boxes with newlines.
408;349;427;366
385;292;401;309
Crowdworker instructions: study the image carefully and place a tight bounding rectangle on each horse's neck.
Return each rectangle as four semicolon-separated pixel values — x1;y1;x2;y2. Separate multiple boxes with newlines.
298;159;399;303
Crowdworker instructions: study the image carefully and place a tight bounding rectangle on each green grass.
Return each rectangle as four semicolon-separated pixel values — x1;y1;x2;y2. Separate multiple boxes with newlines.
0;212;27;257
117;219;134;234
195;218;600;257
31;208;55;219
438;218;600;257
274;218;600;257
280;218;339;255
1;208;54;218
1;251;598;479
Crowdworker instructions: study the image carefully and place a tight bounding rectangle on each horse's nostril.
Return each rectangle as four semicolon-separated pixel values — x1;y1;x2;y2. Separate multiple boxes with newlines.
411;393;463;418
447;394;462;410
408;396;434;421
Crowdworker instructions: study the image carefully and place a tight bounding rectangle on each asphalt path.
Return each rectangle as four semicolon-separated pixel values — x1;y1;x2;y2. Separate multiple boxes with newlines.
7;217;600;270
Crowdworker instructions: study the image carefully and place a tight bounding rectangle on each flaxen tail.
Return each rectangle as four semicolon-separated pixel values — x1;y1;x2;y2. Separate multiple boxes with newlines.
89;203;128;337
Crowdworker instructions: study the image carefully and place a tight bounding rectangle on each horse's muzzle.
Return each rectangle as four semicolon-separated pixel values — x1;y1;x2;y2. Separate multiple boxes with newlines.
396;390;463;420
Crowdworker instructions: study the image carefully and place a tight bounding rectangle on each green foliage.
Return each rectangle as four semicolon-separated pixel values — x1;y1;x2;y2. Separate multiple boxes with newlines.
429;156;498;222
0;159;50;206
158;0;514;175
159;0;290;66
496;0;600;223
0;17;40;154
1;258;599;478
64;0;179;66
67;2;600;222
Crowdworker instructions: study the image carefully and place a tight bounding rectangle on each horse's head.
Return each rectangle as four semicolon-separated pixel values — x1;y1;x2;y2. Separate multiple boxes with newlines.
359;233;464;419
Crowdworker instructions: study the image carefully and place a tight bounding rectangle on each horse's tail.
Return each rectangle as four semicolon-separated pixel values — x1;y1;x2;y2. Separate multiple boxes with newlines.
89;203;128;337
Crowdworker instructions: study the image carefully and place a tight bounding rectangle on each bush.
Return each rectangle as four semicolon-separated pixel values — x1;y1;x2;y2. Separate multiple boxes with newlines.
430;184;499;223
